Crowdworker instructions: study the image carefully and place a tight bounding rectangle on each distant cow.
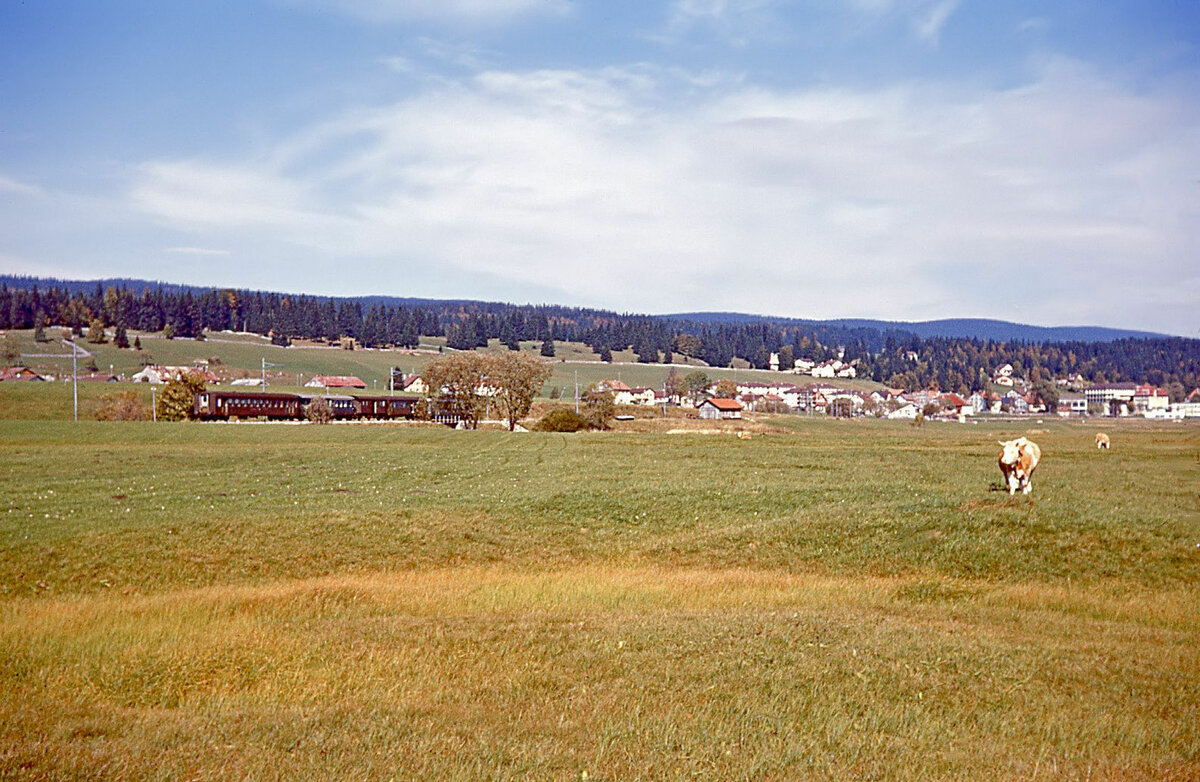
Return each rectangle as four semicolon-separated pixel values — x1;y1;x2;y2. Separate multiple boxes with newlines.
1095;432;1110;449
998;437;1041;495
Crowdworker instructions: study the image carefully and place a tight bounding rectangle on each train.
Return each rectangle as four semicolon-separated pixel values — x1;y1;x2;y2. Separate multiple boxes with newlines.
192;390;458;424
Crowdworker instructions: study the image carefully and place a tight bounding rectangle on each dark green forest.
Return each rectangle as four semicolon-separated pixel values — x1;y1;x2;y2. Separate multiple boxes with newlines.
2;278;1196;397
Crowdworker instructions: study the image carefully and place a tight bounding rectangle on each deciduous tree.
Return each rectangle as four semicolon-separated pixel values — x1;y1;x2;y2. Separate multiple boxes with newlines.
155;372;207;422
422;352;489;429
485;352;552;431
582;384;615;430
683;371;711;404
713;379;739;399
86;318;106;344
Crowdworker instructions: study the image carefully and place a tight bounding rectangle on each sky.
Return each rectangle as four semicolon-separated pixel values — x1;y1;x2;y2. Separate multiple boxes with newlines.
1;1;1198;336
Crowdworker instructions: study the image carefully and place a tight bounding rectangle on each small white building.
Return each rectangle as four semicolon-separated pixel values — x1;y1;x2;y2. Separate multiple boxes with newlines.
697;398;744;420
887;403;920;420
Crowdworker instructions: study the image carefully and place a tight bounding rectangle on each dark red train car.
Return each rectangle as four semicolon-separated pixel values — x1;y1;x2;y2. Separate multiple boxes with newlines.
194;391;304;420
302;394;358;419
350;394;420;419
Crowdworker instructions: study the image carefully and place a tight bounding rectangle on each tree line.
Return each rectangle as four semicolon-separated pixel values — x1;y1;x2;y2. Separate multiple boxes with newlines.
1;279;1196;394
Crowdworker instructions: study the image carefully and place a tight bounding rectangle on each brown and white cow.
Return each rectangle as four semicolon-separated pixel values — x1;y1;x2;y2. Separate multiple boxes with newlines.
1095;432;1110;449
998;437;1041;495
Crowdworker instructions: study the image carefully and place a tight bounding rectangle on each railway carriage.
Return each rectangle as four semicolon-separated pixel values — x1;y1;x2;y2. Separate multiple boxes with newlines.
194;390;303;420
350;394;420;419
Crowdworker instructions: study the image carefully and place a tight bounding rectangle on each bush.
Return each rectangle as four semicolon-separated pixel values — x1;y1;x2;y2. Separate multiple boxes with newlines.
94;391;149;421
306;398;333;424
533;408;590;432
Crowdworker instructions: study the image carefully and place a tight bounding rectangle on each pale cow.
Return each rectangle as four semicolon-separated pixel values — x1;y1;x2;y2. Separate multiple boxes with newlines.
998;437;1041;495
1095;432;1110;449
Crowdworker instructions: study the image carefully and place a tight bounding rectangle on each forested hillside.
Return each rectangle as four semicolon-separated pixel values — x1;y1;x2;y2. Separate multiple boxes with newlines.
2;277;1197;395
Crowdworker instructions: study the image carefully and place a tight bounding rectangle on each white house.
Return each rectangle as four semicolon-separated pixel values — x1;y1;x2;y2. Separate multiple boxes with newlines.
697;398;743;420
1133;384;1169;414
887;403;920;420
1057;393;1087;416
399;375;428;395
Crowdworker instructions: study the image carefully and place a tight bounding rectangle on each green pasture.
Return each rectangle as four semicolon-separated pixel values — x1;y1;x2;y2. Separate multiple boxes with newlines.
1;417;1197;778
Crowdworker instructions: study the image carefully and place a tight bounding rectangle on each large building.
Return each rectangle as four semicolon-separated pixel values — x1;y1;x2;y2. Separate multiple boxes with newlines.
1084;383;1139;416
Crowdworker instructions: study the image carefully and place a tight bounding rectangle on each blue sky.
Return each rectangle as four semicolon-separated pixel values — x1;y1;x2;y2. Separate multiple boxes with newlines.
2;1;1198;335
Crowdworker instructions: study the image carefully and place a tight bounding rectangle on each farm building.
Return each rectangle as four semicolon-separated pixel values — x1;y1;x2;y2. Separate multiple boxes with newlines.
0;366;46;382
132;366;218;384
305;375;367;389
697;398;743;420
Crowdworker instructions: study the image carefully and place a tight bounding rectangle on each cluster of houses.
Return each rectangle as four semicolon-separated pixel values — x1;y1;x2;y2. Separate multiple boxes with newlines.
594;377;1200;421
772;352;858;378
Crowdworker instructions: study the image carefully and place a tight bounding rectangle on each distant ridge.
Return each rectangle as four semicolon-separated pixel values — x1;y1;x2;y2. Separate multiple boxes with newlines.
663;313;1169;343
0;275;1174;344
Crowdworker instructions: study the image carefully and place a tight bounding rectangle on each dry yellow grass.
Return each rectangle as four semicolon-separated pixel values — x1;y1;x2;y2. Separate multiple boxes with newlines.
3;566;1197;779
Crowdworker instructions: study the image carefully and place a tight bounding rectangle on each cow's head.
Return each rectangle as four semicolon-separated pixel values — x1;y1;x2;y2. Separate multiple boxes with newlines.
998;439;1021;466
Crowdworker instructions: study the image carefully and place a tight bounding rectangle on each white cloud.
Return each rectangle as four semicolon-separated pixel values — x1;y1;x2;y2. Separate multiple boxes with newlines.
0;175;45;198
913;0;958;44
129;59;1200;332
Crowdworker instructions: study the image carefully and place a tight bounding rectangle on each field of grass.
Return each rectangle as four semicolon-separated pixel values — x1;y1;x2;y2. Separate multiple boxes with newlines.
1;417;1197;778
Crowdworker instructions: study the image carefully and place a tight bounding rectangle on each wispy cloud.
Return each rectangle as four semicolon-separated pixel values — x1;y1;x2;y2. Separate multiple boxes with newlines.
913;0;958;44
0;175;45;198
659;0;788;46
129;58;1200;330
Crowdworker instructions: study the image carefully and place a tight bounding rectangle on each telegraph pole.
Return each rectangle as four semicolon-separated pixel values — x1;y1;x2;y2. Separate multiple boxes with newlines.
71;340;78;422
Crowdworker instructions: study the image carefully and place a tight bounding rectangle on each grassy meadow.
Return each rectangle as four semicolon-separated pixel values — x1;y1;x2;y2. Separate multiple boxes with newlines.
1;413;1198;778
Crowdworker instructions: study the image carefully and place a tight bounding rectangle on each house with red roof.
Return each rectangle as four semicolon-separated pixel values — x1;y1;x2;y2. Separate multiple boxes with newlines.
305;375;367;389
697;397;743;420
0;366;45;382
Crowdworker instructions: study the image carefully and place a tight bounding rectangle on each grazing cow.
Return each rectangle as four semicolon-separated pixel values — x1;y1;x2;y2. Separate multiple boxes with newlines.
1095;432;1110;449
998;437;1041;495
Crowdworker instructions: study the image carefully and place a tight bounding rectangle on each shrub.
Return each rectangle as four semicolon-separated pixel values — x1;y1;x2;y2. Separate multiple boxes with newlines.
306;398;333;424
94;391;149;421
533;408;589;432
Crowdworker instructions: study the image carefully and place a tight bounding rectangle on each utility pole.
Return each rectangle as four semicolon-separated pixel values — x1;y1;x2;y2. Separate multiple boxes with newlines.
71;340;78;422
574;370;579;414
261;357;266;389
151;385;156;422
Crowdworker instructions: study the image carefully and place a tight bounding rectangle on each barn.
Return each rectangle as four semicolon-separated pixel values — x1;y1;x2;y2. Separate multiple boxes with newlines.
697;398;744;420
